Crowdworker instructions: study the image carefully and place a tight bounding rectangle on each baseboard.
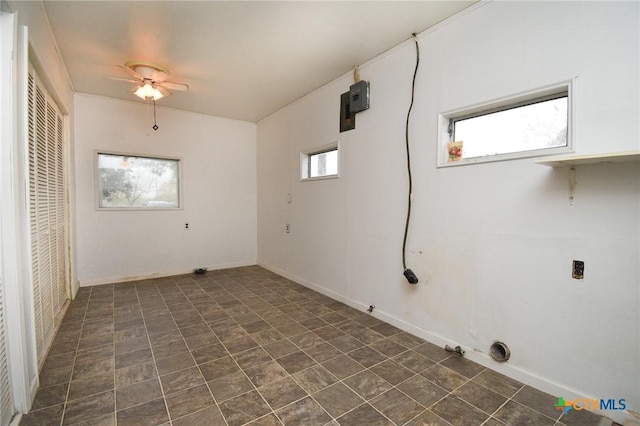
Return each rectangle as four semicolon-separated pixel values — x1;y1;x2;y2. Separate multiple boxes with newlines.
78;260;257;287
257;262;637;425
26;374;38;412
71;280;80;299
9;413;22;426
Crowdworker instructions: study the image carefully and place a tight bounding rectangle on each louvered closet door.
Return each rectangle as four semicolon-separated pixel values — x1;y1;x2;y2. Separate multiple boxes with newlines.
0;254;14;425
27;68;69;364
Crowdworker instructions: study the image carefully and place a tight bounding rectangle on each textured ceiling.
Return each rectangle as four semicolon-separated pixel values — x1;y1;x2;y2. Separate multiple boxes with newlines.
44;1;475;122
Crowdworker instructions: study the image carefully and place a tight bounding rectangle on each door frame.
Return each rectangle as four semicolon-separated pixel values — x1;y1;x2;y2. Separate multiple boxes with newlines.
0;10;39;419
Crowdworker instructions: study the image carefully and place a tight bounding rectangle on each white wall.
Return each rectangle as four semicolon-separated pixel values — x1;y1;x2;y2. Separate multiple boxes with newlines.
74;94;257;285
257;1;639;423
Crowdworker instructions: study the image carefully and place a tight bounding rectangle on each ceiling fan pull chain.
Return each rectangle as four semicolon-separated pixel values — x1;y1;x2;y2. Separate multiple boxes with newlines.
152;99;159;131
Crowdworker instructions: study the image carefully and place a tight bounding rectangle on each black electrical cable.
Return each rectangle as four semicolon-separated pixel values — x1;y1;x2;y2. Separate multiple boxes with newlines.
402;33;420;285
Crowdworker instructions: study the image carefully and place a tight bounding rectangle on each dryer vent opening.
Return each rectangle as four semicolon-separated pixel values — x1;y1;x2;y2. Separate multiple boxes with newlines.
490;342;510;362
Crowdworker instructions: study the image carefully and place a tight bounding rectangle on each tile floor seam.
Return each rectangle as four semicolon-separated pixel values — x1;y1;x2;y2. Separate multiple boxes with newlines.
286;383;338;425
297;319;425;423
332;368;422;426
171;279;233;426
59;286;92;426
172;277;275;426
394;373;444;424
252;277;394;425
136;281;175;426
212;323;274;422
110;287;119;425
376;386;429;426
270;390;331;425
480;417;504;425
447;374;503;417
334;347;469;425
287;359;372;425
497;392;561;425
246;281;336;426
111;286;118;424
482;383;527;426
509;385;564;423
403;409;452;426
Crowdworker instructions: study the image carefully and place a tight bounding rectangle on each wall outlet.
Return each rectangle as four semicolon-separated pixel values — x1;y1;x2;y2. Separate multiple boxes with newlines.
572;260;584;279
285;224;290;233
185;222;190;230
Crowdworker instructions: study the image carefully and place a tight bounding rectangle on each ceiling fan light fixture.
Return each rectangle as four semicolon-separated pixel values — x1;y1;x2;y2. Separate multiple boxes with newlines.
152;87;164;100
134;82;164;101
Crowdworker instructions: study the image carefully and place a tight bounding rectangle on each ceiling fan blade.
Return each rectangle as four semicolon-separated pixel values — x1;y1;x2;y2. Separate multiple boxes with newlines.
118;63;143;80
106;76;140;84
161;81;189;92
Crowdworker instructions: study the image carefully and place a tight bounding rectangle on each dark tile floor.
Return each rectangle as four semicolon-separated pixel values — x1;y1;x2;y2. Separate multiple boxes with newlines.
21;266;616;426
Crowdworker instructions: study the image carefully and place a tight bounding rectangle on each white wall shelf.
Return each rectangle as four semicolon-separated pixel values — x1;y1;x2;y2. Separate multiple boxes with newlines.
535;150;640;167
535;150;640;204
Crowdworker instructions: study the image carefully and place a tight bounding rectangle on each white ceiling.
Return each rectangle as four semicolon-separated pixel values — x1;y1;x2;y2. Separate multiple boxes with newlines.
44;1;475;123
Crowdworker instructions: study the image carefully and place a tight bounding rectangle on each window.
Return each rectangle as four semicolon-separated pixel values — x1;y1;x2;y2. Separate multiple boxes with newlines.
439;83;572;166
97;153;180;209
301;142;339;180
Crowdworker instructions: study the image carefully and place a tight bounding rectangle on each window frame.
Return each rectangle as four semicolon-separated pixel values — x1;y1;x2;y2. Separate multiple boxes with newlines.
300;141;340;181
437;80;574;167
95;151;183;211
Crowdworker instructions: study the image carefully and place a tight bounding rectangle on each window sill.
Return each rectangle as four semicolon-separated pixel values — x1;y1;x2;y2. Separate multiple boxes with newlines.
437;146;572;168
96;207;183;211
300;174;339;182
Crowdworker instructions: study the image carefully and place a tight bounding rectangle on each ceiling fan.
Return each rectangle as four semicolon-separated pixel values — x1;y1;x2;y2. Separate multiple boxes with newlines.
109;60;189;101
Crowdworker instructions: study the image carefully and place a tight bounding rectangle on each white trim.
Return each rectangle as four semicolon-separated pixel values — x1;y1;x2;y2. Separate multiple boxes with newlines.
0;12;36;417
78;260;257;287
437;78;576;168
300;141;340;181
94;150;184;211
299;175;340;183
36;0;74;94
257;261;632;425
437;145;573;168
9;413;22;426
0;11;18;423
64;106;75;299
16;22;39;413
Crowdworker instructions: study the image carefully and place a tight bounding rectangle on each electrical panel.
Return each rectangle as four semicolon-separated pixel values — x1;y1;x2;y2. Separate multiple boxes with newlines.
339;80;369;132
349;80;370;113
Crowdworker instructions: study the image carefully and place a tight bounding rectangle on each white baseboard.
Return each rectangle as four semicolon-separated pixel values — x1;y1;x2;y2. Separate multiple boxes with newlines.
23;374;38;413
258;262;637;426
9;413;22;426
78;260;257;287
11;376;38;424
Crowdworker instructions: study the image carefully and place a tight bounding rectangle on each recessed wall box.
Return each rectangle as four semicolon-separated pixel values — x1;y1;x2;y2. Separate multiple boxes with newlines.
349;80;370;113
340;91;356;132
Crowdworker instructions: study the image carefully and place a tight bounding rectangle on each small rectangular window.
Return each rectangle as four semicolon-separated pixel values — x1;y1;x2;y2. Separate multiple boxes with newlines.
301;142;339;180
97;152;181;209
439;83;572;166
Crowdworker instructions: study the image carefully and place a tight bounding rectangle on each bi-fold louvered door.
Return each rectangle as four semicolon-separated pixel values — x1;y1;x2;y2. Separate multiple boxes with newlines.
27;67;68;365
0;253;13;425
